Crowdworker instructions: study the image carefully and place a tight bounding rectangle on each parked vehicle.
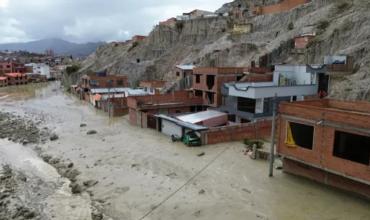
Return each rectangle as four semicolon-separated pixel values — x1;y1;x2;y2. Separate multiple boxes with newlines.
171;131;201;146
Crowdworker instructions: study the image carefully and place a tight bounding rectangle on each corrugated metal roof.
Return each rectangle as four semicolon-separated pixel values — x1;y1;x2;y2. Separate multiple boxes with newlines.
155;114;208;131
176;64;195;70
90;88;149;96
176;110;227;124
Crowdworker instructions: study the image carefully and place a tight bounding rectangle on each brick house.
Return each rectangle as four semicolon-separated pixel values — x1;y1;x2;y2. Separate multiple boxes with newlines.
0;62;27;74
159;18;177;27
192;67;245;108
80;72;129;92
5;73;28;85
277;99;370;198
132;35;147;42
253;0;310;15
324;55;354;73
127;91;204;128
294;33;315;49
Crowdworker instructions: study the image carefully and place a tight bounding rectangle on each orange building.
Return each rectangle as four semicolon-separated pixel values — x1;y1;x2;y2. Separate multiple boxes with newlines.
294;33;315;49
277;99;370;198
127;91;204;128
192;67;244;107
80;73;129;91
132;35;147;42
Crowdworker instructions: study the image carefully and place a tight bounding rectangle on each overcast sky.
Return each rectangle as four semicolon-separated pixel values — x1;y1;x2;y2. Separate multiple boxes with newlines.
0;0;227;44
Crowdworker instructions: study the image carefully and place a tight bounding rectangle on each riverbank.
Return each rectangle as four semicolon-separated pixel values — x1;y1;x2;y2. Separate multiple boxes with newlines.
0;82;369;220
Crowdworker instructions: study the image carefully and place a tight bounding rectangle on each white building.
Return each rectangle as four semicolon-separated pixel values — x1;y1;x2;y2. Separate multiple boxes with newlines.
26;63;51;79
220;65;320;122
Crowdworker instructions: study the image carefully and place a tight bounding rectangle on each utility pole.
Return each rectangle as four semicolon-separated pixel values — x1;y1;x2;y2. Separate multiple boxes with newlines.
269;93;278;177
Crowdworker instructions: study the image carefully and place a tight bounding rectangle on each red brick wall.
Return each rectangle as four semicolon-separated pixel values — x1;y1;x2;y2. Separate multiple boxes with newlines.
192;68;243;107
82;74;129;89
277;100;370;186
202;120;271;145
294;36;313;49
129;109;138;125
283;158;370;199
6;74;28;85
127;91;202;110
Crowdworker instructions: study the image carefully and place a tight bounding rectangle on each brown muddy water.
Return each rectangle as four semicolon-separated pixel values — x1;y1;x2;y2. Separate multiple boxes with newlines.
0;82;369;220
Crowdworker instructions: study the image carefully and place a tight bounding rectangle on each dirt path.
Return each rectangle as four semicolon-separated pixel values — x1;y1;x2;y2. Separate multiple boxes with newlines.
0;82;369;220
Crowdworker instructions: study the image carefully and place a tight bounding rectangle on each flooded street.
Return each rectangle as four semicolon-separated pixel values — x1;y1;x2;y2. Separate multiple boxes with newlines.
0;82;369;220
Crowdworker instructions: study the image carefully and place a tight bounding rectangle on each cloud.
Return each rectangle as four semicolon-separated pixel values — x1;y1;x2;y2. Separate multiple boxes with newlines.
0;0;228;43
0;0;8;9
0;18;30;43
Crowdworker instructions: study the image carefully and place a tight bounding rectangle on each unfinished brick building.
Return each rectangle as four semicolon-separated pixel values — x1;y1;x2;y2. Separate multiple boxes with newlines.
0;62;27;74
80;72;129;91
5;73;28;85
277;99;370;198
192;67;244;108
127;91;204;128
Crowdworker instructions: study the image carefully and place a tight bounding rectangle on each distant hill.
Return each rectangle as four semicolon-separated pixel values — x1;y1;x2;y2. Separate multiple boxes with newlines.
0;38;105;58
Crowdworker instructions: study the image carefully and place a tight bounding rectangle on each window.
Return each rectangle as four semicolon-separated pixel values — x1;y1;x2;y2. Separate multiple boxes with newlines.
176;72;180;77
106;80;113;86
194;90;202;97
206;75;215;90
195;74;200;83
237;97;256;113
333;131;370;165
90;80;99;87
286;122;314;150
206;92;214;104
117;80;124;86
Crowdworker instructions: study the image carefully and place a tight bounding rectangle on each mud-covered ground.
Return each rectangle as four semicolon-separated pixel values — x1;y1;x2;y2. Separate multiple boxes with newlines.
0;82;369;220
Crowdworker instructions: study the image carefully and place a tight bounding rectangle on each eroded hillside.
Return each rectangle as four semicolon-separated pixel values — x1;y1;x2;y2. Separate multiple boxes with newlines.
77;0;370;100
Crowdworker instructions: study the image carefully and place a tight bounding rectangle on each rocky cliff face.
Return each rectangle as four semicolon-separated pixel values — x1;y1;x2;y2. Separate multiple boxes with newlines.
78;0;370;100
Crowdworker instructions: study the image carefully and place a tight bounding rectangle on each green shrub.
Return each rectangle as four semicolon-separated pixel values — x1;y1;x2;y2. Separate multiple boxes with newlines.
247;43;258;51
337;2;350;12
288;22;294;30
317;20;330;30
66;65;80;75
176;21;184;31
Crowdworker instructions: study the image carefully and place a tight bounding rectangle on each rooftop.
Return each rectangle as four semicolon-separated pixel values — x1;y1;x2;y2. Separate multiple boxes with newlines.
90;88;148;96
176;64;195;70
5;73;26;77
176;110;227;124
155;114;208;131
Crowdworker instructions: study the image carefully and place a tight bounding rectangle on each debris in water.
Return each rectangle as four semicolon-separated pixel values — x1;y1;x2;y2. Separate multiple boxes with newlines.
87;130;97;135
49;134;59;141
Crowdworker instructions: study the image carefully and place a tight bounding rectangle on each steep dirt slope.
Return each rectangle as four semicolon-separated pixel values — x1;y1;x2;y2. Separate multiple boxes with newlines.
78;0;370;100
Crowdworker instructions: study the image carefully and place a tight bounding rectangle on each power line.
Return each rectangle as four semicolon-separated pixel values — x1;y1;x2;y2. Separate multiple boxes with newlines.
138;146;231;220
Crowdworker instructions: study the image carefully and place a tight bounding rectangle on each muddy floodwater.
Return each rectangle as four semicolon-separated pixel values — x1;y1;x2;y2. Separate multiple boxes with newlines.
0;82;369;220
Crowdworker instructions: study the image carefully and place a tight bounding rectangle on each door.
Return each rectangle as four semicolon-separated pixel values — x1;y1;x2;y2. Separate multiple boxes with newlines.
318;73;329;96
147;114;157;129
